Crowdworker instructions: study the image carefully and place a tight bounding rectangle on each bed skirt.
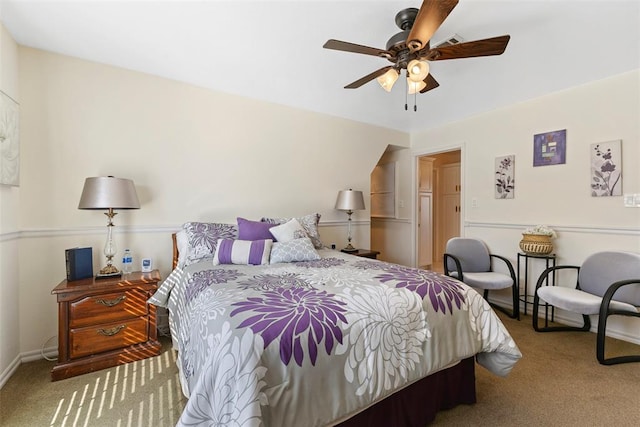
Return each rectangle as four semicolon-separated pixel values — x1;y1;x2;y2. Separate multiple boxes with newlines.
337;357;476;427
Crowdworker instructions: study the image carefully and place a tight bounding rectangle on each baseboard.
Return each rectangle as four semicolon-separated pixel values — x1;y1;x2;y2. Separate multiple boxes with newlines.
0;354;21;390
21;346;58;363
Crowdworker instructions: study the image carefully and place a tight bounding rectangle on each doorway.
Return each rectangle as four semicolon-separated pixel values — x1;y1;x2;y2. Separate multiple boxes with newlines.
416;150;461;272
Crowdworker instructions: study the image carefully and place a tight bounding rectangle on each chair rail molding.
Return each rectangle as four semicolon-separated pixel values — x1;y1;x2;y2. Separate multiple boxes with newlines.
0;220;373;241
465;221;640;236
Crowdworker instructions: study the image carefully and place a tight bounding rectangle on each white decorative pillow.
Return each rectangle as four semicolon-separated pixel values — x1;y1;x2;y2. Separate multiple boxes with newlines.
262;213;323;249
269;218;307;243
213;239;272;266
270;238;321;264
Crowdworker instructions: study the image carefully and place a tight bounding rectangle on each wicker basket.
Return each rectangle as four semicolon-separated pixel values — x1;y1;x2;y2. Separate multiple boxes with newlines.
519;233;553;255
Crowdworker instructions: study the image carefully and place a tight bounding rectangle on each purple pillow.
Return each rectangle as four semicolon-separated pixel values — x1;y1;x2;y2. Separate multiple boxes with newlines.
237;217;276;241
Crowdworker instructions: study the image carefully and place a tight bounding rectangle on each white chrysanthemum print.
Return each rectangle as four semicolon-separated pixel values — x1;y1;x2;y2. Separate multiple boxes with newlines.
178;323;267;427
466;290;517;351
184;286;245;375
336;286;429;397
298;266;376;288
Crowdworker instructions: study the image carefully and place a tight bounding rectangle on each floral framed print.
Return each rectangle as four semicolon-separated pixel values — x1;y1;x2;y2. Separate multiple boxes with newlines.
495;155;515;199
591;140;622;197
533;129;566;167
0;90;19;186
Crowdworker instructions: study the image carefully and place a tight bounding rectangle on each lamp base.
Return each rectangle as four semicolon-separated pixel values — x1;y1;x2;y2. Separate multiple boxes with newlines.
96;265;122;280
96;272;122;280
341;244;358;253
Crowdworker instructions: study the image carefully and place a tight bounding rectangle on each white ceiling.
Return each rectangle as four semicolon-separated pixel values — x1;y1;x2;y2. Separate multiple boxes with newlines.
2;0;639;133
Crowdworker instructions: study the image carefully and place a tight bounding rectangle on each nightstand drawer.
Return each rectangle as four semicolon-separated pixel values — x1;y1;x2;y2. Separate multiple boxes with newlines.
52;270;162;380
69;289;149;328
70;317;149;359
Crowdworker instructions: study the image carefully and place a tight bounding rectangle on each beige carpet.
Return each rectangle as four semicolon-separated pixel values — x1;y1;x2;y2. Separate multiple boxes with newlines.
1;315;639;426
0;336;186;427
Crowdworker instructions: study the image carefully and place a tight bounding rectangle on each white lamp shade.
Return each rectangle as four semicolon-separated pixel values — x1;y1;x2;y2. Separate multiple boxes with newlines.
376;68;399;92
407;78;427;95
78;176;140;210
407;60;430;82
335;189;365;211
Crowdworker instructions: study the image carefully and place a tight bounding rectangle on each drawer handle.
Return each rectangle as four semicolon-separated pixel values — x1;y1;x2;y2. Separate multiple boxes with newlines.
96;295;126;307
97;325;126;336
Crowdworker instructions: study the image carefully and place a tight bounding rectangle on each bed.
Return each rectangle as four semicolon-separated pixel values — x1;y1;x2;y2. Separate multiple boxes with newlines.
149;218;521;426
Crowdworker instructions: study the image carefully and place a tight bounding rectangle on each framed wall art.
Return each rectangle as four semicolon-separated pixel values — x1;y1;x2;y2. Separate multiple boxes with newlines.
495;155;515;199
0;90;20;186
533;129;566;167
591;140;622;197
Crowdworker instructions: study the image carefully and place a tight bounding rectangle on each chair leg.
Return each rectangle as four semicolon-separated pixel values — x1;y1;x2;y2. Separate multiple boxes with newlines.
597;312;640;365
483;289;518;319
532;294;591;332
512;281;520;320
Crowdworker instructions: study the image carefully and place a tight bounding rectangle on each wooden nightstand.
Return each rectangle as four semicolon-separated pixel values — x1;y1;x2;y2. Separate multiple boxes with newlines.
343;249;380;259
51;270;162;381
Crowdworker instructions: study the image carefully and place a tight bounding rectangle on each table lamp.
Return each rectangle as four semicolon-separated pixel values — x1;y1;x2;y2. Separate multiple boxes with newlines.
335;189;365;253
78;176;140;278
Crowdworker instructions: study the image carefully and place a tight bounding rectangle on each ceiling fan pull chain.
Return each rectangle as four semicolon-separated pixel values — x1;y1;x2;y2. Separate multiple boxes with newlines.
405;76;408;110
414;92;417;112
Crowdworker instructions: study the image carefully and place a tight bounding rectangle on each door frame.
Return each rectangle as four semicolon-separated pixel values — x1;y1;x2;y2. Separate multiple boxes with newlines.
410;142;465;267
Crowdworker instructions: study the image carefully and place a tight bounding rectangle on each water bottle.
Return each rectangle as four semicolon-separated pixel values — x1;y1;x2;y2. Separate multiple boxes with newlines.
122;249;133;274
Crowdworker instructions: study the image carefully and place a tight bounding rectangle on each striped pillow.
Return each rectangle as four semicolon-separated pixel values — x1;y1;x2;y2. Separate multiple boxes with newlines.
213;239;272;266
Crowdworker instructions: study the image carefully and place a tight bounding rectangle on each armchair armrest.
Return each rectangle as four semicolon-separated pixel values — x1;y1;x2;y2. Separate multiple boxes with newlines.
443;253;464;280
600;279;640;316
597;279;640;364
489;254;517;283
534;265;580;292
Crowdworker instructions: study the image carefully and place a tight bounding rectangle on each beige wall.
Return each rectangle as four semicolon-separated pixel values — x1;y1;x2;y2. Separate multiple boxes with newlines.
0;47;409;381
406;70;640;341
0;22;20;387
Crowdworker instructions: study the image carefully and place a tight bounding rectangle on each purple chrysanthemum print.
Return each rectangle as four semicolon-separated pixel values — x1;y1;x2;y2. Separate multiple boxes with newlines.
237;273;311;291
230;287;348;366
186;269;244;302
376;266;465;314
296;258;347;268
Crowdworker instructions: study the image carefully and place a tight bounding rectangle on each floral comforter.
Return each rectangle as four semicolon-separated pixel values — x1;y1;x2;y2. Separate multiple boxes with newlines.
149;249;521;427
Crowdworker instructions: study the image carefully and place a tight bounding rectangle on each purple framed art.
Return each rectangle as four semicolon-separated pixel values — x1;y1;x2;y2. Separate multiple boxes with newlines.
533;129;566;166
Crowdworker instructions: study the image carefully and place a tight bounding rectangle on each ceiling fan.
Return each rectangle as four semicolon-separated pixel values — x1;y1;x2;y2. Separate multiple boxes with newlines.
323;0;510;105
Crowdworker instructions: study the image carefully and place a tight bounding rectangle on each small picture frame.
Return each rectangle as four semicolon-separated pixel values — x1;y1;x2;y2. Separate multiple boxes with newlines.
533;129;566;166
591;140;622;197
495;155;515;199
141;258;153;272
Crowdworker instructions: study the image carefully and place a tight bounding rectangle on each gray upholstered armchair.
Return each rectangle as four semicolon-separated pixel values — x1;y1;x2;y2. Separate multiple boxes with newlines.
533;251;640;365
443;237;519;319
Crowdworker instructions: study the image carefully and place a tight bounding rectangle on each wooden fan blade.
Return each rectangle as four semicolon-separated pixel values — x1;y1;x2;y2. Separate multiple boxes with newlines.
430;35;511;61
345;66;393;89
407;0;459;52
323;39;392;59
420;74;440;93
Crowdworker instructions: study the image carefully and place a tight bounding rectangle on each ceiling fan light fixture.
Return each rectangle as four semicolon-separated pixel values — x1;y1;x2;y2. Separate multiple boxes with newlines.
377;68;399;92
407;60;429;82
407;78;427;95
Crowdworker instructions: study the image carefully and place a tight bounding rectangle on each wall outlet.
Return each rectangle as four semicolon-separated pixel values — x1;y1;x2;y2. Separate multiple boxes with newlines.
471;198;478;208
623;193;640;207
